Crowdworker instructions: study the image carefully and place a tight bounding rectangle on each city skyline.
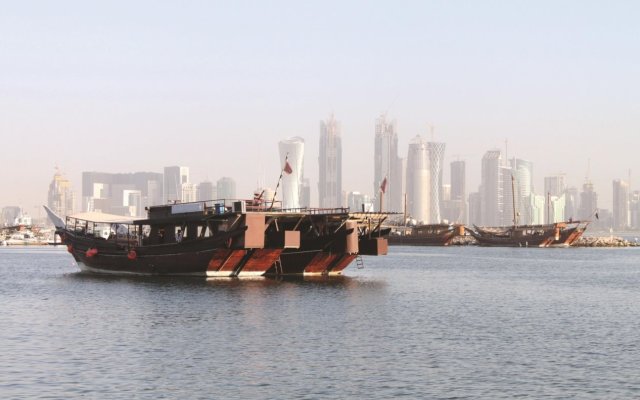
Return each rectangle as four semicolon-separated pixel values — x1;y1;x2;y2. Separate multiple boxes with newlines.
7;149;640;232
1;2;639;212
4;125;640;220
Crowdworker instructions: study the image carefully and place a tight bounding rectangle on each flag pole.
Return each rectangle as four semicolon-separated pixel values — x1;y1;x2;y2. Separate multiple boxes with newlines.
270;153;288;211
378;176;387;212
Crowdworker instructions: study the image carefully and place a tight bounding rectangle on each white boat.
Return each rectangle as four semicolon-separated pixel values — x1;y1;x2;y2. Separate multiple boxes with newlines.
3;230;48;246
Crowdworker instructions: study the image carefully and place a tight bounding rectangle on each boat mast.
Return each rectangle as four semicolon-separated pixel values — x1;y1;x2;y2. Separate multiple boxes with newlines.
547;192;551;225
403;192;407;226
511;174;518;227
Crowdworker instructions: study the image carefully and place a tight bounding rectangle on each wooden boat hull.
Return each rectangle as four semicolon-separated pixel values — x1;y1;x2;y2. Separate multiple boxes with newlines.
387;224;464;246
61;229;243;275
470;222;589;248
52;204;391;277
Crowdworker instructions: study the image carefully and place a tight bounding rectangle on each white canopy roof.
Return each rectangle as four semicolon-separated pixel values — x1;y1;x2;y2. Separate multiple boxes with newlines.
69;212;135;224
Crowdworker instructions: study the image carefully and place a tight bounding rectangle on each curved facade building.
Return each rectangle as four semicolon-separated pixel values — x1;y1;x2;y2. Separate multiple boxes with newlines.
406;136;430;223
510;158;534;225
278;137;305;209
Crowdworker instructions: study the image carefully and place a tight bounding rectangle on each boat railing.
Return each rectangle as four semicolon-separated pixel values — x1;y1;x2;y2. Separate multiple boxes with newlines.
162;198;284;214
64;216;141;246
275;207;350;215
160;199;350;215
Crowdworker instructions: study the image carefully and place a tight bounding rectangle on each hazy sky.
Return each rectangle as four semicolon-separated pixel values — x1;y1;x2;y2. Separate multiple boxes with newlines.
2;1;639;215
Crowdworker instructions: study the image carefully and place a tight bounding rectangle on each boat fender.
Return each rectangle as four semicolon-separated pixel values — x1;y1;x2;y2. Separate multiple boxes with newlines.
86;248;98;258
67;244;73;254
127;250;137;260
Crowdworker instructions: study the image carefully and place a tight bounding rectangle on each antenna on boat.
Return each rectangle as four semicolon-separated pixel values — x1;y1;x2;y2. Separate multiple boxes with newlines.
511;174;518;226
547;192;551;225
403;192;407;227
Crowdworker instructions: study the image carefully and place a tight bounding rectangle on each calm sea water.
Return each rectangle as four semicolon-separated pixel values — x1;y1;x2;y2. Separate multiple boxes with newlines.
2;245;640;399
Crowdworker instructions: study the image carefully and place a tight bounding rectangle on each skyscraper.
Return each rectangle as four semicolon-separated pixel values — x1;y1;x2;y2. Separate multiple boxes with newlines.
630;191;640;229
564;187;579;221
510;158;534;225
405;135;430;223
279;137;305;209
48;168;75;217
1;206;21;227
428;142;445;223
196;181;216;202
318;115;342;208
450;161;466;203
300;179;311;209
480;150;503;226
579;181;597;221
181;182;197;203
374;114;403;212
468;192;481;225
217;177;236;200
500;165;516;226
450;160;466;223
164;166;189;203
612;179;630;230
544;174;567;223
544;174;566;198
83;171;163;215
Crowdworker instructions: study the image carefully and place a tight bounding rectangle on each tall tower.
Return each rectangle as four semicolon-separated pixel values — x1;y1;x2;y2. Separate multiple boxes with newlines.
196;181;216;202
612;179;630;230
374;115;403;212
480;150;503;226
544;174;567;224
217;177;236;200
163;166;189;203
450;160;466;223
544;174;566;198
279;137;305;209
510;158;534;224
318;115;342;208
406;135;430;223
579;181;597;221
428;142;445;223
564;187;579;221
48;167;75;217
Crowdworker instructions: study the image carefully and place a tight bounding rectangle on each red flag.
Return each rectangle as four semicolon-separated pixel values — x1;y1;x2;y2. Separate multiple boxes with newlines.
379;177;387;194
283;159;293;174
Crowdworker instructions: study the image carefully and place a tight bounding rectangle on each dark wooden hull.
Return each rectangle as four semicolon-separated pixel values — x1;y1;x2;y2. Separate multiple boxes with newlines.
264;229;356;275
55;206;391;277
388;232;458;246
550;223;589;247
471;222;588;248
60;228;365;277
387;224;463;246
61;228;247;276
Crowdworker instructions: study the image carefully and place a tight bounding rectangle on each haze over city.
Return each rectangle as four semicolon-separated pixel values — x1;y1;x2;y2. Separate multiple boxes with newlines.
1;1;638;212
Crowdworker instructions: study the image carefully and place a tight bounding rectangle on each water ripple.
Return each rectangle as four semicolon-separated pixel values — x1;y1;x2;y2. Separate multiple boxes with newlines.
1;246;640;398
